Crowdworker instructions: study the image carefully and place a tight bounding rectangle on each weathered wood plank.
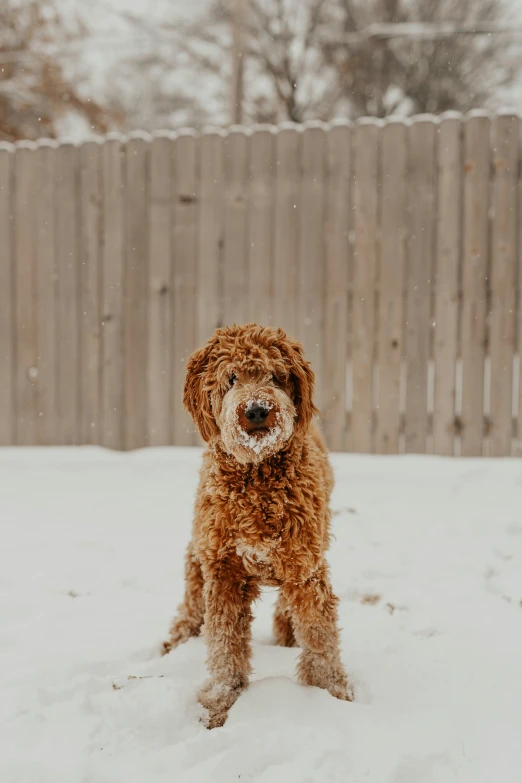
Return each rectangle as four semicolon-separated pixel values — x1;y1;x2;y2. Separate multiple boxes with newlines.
351;120;379;453
432;114;462;456
323;122;351;452
124;135;149;450
172;132;200;446
55;143;80;444
0;144;14;445
35;141;57;444
100;136;125;450
298;123;326;410
79;141;101;445
148;134;173;446
248;126;274;327
273;124;300;339
13;143;38;445
489;113;518;456
461;114;490;456
404;117;437;454
223;128;249;326
198;131;224;344
376;119;407;454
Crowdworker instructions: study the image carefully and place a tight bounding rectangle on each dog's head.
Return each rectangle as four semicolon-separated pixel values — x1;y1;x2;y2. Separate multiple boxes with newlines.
183;324;317;464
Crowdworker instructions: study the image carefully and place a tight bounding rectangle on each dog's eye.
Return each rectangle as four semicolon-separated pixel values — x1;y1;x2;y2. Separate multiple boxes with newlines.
271;374;280;385
229;374;237;387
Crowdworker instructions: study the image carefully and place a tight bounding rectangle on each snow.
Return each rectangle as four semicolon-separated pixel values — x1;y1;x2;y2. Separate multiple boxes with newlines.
1;447;522;782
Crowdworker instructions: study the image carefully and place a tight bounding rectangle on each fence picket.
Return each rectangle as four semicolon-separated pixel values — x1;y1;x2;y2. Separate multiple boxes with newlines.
100;137;125;450
489;114;518;456
172;132;200;445
223;129;249;326
433;115;462;456
0;144;13;445
35;142;57;445
323;122;351;452
273;125;300;339
198;131;224;345
461;114;490;456
13;143;38;445
148;134;173;446
248;127;274;327
299;123;326;410
404;118;437;454
376;120;407;454
124;136;149;450
55;143;80;444
351;120;379;453
79;141;101;445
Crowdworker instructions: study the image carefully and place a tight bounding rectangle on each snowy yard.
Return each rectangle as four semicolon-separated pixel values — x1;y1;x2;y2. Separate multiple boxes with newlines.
1;447;522;783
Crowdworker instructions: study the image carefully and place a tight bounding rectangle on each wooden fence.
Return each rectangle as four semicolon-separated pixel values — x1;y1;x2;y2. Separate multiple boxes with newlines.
0;112;521;455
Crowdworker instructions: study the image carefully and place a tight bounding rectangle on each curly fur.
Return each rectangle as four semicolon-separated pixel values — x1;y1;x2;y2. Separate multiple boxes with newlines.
163;324;352;728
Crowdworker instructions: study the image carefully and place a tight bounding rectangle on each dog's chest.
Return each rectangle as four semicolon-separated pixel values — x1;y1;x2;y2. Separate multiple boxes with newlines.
234;536;280;582
205;464;295;580
230;483;287;581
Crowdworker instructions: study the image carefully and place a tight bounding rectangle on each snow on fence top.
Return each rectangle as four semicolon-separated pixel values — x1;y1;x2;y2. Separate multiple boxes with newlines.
3;110;522;151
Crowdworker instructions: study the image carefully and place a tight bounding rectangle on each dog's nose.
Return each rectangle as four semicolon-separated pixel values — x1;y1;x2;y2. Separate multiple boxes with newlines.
245;404;269;424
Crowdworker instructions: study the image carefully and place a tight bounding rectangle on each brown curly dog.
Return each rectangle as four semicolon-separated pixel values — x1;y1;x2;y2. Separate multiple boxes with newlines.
163;323;352;728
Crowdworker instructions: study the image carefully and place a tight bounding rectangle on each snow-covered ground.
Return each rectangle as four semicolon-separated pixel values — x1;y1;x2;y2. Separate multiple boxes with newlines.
1;447;522;782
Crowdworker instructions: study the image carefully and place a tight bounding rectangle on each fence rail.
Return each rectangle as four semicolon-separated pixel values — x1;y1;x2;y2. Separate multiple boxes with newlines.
0;112;521;455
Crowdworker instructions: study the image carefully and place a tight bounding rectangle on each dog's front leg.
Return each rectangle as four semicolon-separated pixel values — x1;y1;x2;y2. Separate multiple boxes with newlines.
283;562;353;702
198;569;259;729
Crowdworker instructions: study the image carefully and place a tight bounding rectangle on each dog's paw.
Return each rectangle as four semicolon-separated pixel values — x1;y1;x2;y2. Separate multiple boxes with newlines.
328;679;354;702
297;650;353;702
198;704;229;730
197;679;244;730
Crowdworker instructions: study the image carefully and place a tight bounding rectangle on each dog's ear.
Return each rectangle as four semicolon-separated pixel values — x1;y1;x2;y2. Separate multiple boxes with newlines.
183;342;220;442
284;337;318;435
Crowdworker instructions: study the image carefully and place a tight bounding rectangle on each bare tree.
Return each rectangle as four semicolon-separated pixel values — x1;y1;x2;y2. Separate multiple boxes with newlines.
176;0;518;124
196;0;337;124
0;0;118;142
323;0;518;117
99;4;226;132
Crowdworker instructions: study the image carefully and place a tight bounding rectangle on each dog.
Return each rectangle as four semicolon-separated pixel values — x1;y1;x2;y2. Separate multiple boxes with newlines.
163;323;352;728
